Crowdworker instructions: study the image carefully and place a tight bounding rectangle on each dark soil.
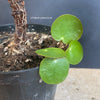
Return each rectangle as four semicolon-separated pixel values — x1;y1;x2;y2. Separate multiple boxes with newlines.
0;32;67;72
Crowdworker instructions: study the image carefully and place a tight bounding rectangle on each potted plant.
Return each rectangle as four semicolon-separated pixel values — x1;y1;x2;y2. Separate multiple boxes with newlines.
0;0;83;100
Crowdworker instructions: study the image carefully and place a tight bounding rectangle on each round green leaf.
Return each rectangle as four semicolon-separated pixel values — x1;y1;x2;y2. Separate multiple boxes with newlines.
51;14;83;44
36;48;65;58
39;57;69;84
66;40;83;65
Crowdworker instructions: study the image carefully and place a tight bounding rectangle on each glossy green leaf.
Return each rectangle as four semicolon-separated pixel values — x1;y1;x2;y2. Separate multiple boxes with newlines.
39;57;69;84
66;40;83;65
51;14;83;44
36;48;65;58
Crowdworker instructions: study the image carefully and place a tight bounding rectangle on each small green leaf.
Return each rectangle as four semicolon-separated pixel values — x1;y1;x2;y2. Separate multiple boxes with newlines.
66;40;83;65
36;48;65;58
51;14;83;44
39;57;69;84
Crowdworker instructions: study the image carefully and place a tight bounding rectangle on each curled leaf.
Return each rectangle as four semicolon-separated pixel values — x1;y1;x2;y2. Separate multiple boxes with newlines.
36;48;65;58
66;40;83;65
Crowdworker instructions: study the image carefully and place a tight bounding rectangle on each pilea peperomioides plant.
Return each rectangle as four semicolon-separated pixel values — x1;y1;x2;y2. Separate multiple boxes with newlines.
36;14;83;84
7;0;83;85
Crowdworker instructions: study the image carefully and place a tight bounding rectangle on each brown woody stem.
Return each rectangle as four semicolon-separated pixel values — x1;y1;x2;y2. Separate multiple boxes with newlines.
8;0;27;43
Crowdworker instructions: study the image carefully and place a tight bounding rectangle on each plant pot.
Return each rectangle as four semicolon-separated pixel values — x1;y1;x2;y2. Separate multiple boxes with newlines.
0;24;57;100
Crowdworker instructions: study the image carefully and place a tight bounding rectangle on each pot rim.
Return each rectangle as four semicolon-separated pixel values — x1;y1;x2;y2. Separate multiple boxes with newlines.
0;23;50;28
0;24;14;27
0;67;39;74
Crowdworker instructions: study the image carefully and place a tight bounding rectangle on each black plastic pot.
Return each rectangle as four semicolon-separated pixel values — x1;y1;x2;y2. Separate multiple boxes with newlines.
0;24;57;100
